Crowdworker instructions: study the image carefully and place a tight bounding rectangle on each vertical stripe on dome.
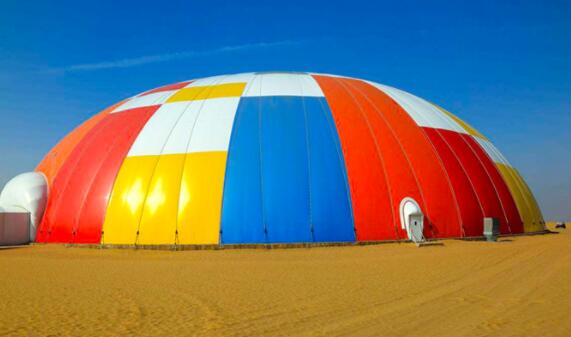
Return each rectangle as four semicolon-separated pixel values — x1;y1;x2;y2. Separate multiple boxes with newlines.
260;96;311;243
221;92;354;244
220;98;265;243
177;152;228;244
36;106;157;243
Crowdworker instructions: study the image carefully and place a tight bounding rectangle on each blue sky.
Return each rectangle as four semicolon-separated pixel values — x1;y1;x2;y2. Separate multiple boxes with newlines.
1;0;569;220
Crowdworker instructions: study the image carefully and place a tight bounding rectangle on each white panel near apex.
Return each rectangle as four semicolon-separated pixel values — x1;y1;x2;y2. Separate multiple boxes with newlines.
111;90;177;113
182;75;227;88
368;81;467;134
243;73;324;97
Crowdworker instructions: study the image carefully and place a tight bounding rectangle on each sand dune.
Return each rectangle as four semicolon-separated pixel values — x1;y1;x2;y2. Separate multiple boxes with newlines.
1;224;570;337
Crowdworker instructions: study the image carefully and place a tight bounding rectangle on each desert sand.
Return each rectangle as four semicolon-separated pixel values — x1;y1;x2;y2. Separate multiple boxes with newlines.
1;224;570;337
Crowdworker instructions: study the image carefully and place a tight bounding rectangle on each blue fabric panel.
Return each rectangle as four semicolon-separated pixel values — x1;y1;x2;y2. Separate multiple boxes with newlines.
305;98;356;242
220;98;266;244
260;96;312;243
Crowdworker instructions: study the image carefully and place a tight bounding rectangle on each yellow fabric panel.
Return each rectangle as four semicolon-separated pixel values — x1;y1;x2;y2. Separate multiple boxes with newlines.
102;156;158;244
136;154;186;245
496;164;532;231
512;169;545;232
496;164;544;233
434;105;488;140
177;151;227;244
167;83;246;103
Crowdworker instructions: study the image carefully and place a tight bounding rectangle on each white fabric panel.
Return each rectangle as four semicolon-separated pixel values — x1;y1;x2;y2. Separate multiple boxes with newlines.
242;73;324;97
243;74;262;96
187;97;240;153
219;73;256;84
112;90;177;113
476;138;512;167
127;102;189;157
368;82;467;134
161;100;202;155
183;75;225;88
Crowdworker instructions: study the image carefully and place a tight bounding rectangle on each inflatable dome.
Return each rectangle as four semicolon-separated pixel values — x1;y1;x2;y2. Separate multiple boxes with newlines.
26;72;543;246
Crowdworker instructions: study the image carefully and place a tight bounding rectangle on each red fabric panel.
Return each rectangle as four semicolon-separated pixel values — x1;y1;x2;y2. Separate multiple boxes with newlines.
36;122;106;242
313;75;396;240
439;129;508;232
463;135;523;233
424;128;484;236
343;79;462;238
139;81;192;96
37;106;158;243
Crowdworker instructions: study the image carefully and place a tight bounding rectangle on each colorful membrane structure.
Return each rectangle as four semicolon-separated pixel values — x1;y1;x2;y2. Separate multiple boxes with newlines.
17;72;544;246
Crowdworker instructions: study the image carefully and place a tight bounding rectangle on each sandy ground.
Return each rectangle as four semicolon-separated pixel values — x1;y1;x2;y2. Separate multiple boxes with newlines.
1;224;570;337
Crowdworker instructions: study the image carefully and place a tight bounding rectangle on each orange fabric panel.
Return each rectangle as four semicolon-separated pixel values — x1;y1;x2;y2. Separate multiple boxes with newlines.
35;100;126;187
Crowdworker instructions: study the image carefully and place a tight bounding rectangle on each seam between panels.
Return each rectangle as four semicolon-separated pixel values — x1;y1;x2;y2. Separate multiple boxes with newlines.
316;95;357;241
257;74;269;243
44;114;113;241
169;75;231;246
70;113;137;244
298;76;315;242
461;136;512;233
332;77;398;239
433;127;487;222
346;79;436;238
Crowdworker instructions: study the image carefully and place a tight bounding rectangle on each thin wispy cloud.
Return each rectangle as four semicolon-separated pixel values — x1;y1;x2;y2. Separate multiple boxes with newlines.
49;40;301;73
